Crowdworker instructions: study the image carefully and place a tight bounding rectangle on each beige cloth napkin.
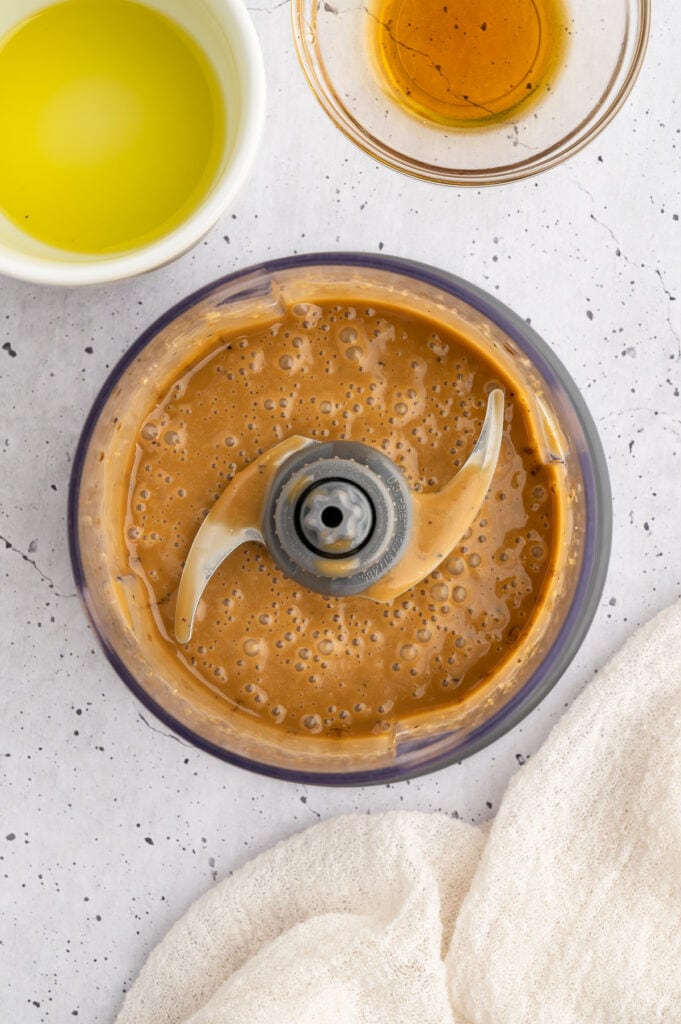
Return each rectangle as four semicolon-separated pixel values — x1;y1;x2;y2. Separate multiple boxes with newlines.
115;603;681;1024
115;813;484;1024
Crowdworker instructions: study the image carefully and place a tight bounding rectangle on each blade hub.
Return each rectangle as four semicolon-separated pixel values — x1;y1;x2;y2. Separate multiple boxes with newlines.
296;479;375;557
262;441;412;596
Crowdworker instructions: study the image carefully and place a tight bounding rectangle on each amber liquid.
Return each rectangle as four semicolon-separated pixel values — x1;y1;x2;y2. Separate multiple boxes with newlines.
371;0;568;127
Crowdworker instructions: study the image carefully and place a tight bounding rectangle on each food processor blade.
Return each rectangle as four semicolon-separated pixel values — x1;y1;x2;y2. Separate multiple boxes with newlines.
175;390;504;642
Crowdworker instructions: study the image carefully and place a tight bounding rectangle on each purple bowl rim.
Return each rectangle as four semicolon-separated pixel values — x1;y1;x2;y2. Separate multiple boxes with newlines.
68;251;612;786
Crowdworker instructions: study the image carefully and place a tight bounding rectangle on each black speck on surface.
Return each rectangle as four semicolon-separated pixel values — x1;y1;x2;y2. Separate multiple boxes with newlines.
6;832;16;840
2;341;17;357
144;836;154;845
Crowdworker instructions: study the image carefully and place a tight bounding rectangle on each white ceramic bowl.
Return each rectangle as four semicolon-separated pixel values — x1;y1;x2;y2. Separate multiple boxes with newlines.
0;0;265;286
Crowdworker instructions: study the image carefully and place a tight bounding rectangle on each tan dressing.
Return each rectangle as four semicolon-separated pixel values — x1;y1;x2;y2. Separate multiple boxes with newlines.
124;297;564;741
365;388;504;602
175;436;316;643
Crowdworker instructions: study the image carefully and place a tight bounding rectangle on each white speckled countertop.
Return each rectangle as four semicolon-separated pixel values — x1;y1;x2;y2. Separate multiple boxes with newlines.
1;3;679;1021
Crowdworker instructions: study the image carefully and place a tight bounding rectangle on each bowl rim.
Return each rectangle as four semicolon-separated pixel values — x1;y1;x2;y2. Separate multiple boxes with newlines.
290;0;651;185
0;0;266;286
68;252;612;785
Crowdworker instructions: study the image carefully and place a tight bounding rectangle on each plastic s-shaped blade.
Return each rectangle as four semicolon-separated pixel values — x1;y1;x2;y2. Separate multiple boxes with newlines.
174;436;318;643
364;388;505;603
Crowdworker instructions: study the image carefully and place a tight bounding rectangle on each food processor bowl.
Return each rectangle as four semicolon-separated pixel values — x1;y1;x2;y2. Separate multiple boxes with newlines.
69;254;611;784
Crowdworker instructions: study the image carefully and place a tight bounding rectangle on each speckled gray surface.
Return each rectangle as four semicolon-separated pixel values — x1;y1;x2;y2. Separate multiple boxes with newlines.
1;3;680;1021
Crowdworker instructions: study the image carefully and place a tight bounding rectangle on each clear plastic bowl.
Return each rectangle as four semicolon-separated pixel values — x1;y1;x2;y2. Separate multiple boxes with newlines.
69;254;611;784
291;0;650;184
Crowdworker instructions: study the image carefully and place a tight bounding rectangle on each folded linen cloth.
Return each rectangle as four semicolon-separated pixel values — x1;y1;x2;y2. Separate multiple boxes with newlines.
448;600;681;1024
116;603;681;1024
115;812;485;1024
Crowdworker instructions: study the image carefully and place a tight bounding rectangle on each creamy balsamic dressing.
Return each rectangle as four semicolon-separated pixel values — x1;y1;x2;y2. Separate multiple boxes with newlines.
125;298;563;740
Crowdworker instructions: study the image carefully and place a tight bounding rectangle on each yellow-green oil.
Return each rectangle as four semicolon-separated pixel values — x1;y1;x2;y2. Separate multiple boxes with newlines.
0;0;226;254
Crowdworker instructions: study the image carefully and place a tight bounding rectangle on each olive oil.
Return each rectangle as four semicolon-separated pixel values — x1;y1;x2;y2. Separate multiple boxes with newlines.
371;0;568;128
0;0;225;254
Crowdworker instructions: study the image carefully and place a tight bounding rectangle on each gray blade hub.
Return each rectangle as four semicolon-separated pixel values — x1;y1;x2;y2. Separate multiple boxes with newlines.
262;441;413;596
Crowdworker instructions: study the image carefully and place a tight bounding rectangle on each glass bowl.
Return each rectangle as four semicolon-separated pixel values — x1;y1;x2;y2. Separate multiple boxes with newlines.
291;0;650;184
69;254;611;784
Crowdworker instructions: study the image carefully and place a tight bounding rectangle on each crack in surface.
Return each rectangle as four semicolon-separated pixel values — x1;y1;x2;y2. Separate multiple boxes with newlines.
598;407;681;442
137;712;191;747
654;267;679;357
0;533;76;598
364;6;498;118
508;121;533;151
299;787;322;818
566;175;681;358
246;0;289;13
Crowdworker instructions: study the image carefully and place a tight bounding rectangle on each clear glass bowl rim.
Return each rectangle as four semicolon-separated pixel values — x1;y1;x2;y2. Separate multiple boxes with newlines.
68;252;612;785
290;0;651;185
